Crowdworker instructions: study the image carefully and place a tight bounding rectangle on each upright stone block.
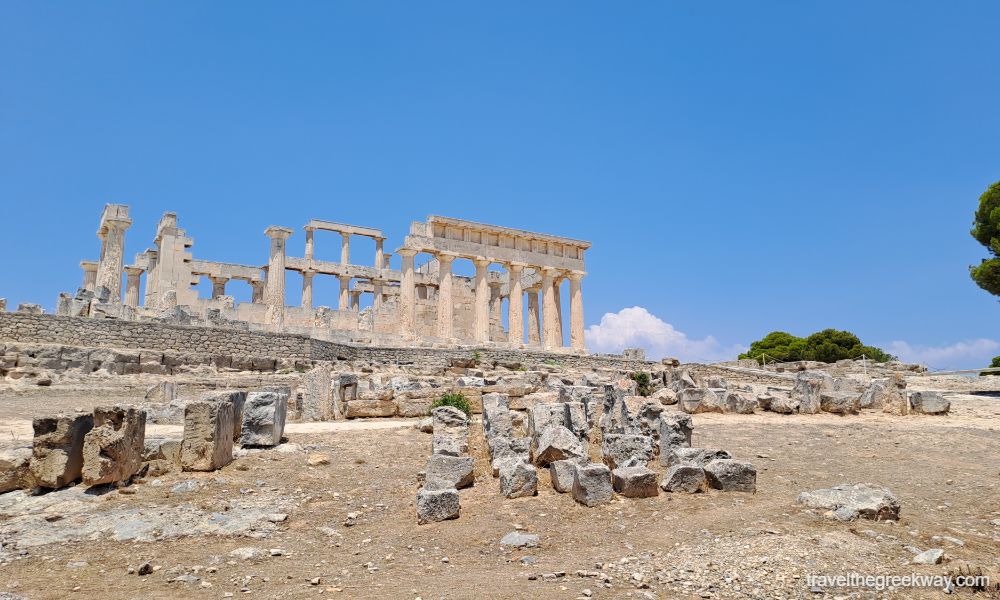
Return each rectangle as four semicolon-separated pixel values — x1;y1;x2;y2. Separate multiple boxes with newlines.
612;466;659;498
203;390;247;441
240;390;288;447
181;400;234;471
0;446;33;493
909;391;950;415
144;380;176;404
532;425;586;467
432;406;469;457
30;413;94;489
416;487;460;524
549;458;584;493
424;454;475;490
572;463;613;507
498;459;538;498
658;412;693;464
704;459;757;492
82;405;146;486
301;366;333;421
601;433;655;469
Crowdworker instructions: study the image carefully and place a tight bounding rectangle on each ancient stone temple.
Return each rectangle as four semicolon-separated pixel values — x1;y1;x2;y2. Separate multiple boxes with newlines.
54;205;591;351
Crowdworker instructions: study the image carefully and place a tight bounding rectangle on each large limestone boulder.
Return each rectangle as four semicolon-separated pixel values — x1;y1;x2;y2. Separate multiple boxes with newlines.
82;405;147;486
881;374;909;415
767;393;800;414
652;388;678;405
144;381;176;404
203;390;246;441
432;406;469;457
489;436;530;476
572;463;613;507
532;425;586;467
424;454;474;490
658;413;693;463
611;466;659;498
498;459;538;498
301;366;333;421
704;459;757;492
601;434;654;469
0;446;33;493
664;447;732;468
722;391;757;414
416;487;460;524
549;458;585;493
240;390;288;447
820;392;860;415
909;391;950;415
859;379;889;409
796;483;901;521
660;464;708;493
792;371;833;414
142;438;181;476
528;402;588;445
180;399;234;471
30;413;94;489
678;388;723;414
482;393;513;441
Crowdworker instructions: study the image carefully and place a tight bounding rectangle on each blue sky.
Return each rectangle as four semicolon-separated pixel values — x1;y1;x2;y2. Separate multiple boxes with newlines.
2;2;998;369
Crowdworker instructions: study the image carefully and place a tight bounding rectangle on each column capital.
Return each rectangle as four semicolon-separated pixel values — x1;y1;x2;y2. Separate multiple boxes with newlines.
123;265;144;277
507;261;528;272
104;217;132;231
80;260;99;271
303;225;315;233
396;248;417;258
434;251;459;264
264;226;293;240
567;270;586;281
540;266;558;279
302;268;317;278
337;274;351;283
472;256;490;268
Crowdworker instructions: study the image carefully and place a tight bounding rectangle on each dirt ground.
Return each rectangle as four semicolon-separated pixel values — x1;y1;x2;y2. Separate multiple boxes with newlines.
1;377;999;599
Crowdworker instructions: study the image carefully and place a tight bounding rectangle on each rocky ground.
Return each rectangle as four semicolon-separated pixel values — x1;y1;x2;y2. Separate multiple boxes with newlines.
0;373;999;599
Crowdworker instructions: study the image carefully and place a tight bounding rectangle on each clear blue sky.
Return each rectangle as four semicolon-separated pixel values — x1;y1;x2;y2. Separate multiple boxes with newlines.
2;2;998;369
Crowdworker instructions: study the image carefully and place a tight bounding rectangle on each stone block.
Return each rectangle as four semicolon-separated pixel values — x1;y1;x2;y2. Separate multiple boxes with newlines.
416;487;460;524
240;390;288;447
301;366;333;421
601;434;655;469
30;412;94;489
572;463;613;507
678;388;723;414
665;447;732;468
821;392;860;415
396;397;433;417
424;454;474;490
0;446;33;493
489;436;530;475
549;458;584;493
612;466;659;498
704;459;757;492
432;406;469;457
722;391;758;414
82;405;146;486
498;459;538;498
796;483;900;521
203;390;247;441
532;425;586;467
145;381;177;406
345;398;397;418
180;399;234;471
909;391;950;415
658;412;693;463
660;464;708;493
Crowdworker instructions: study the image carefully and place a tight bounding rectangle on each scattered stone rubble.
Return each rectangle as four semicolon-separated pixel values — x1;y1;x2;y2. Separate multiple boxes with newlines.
415;406;474;524
796;483;902;522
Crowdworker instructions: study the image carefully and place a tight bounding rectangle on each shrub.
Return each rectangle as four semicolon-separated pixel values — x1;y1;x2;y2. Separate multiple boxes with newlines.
432;392;472;417
630;371;653;397
981;356;1000;376
739;329;895;364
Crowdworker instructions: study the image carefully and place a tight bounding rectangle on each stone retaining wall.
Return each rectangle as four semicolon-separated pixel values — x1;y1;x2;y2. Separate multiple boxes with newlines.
0;312;649;371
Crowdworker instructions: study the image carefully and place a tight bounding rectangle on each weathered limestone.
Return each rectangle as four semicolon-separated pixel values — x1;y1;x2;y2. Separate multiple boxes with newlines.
796;483;901;521
679;388;723;414
821;391;860;415
498;459;538;498
432;406;469;457
240;390;288;447
203;390;247;441
489;436;531;476
909;390;950;415
601;434;655;470
658;413;693;463
882;374;909;415
29;413;95;489
144;380;176;404
424;454;475;490
792;371;831;414
180;399;234;471
661;464;709;493
0;447;33;493
94;204;132;303
436;253;455;339
507;263;525;345
549;458;584;493
533;425;586;467
540;268;559;349
665;447;732;468
416;487;460;524
704;459;757;492
82;405;147;486
301;366;333;421
572;463;613;506
568;270;585;351
612;466;659;498
142;438;182;476
264;226;292;325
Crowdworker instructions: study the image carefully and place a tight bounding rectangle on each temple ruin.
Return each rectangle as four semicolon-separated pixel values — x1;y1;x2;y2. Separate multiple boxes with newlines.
61;205;591;351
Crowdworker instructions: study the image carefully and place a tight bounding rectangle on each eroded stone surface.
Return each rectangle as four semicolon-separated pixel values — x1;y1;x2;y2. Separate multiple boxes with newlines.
82;404;146;486
180;400;234;472
30;413;94;489
796;483;901;521
240;390;288;447
571;463;612;507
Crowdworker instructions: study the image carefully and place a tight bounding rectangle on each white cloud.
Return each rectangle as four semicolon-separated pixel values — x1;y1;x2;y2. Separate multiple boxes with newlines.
885;338;1000;371
585;306;745;363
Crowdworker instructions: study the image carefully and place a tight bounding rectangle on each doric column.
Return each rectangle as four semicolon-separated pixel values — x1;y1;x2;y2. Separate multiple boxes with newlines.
489;281;503;341
397;248;417;338
264;226;293;324
340;233;350;265
338;275;351;310
568;270;586;351
473;258;490;343
251;279;265;304
141;250;158;307
541;267;559;349
301;269;315;309
372;278;385;311
304;227;315;260
375;238;385;270
95;218;131;303
507;263;525;346
350;290;361;311
210;276;228;299
527;287;541;346
80;261;99;292
123;266;143;308
554;275;564;346
435;253;455;339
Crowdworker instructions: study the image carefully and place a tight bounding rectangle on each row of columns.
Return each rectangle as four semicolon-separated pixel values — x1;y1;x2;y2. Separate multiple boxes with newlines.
398;251;585;350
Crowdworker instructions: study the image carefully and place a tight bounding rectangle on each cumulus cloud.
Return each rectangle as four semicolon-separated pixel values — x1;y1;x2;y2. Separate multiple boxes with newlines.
585;306;745;363
885;338;1000;371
